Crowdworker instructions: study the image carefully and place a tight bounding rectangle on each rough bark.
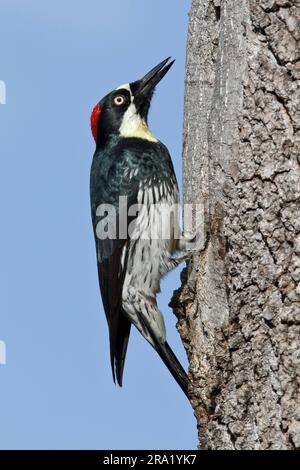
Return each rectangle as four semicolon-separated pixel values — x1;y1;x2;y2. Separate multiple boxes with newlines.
171;0;300;450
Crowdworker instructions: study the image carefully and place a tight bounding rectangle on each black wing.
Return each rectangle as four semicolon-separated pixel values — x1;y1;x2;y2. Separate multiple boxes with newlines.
90;143;142;385
90;139;177;385
97;243;130;386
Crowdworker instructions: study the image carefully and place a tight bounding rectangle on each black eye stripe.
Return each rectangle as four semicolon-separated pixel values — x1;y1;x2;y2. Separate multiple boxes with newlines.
112;89;131;107
113;89;131;100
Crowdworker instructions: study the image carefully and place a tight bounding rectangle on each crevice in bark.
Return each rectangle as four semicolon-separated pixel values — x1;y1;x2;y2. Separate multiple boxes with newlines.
214;4;221;21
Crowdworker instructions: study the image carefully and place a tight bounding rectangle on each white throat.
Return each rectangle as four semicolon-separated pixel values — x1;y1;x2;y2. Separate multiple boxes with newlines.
116;83;158;143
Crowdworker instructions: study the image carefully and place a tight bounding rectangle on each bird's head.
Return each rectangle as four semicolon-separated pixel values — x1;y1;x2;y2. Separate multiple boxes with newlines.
90;57;175;146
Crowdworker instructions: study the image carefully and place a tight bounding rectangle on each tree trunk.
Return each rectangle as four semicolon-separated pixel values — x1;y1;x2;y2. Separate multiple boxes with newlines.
171;0;300;450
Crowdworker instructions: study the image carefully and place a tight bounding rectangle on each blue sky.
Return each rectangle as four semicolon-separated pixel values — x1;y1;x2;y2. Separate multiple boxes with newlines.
0;0;195;449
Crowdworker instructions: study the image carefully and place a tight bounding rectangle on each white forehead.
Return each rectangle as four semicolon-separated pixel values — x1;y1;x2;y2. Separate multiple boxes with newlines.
116;83;132;93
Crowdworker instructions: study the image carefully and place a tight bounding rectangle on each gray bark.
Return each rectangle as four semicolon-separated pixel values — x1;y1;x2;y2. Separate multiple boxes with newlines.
171;0;300;450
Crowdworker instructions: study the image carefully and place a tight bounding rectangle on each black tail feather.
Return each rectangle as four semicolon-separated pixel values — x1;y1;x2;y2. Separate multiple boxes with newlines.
155;341;189;399
136;313;190;398
114;312;132;387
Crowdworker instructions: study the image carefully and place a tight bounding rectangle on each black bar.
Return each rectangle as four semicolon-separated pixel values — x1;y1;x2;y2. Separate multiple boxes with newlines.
0;449;297;466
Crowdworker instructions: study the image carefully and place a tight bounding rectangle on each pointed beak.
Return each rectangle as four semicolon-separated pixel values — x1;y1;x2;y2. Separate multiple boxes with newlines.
131;57;175;118
135;57;175;96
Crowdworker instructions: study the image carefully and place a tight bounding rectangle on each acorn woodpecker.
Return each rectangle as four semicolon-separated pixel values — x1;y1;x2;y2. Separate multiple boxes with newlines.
90;58;189;398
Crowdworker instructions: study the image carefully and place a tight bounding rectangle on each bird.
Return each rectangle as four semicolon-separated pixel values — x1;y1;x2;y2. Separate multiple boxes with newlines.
90;58;190;398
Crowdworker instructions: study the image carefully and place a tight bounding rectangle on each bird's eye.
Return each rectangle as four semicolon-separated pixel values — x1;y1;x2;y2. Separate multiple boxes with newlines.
114;95;125;106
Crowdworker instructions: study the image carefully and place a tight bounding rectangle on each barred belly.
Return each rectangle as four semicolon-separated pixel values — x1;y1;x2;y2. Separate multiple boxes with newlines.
121;189;180;344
